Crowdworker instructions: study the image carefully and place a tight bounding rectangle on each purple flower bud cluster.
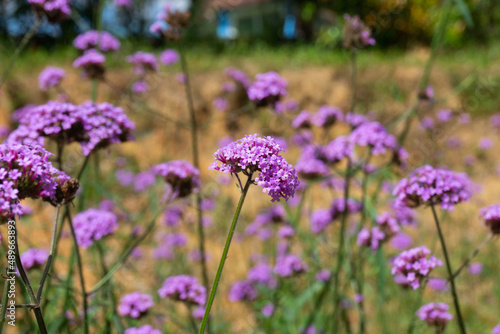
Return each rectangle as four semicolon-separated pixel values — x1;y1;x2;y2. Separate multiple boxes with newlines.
479;204;500;234
416;303;453;331
28;0;71;22
38;66;65;91
8;101;135;156
127;52;159;74
124;325;162;334
343;14;375;49
315;269;331;282
160;49;180;66
392;203;417;227
152;160;201;198
118;292;154;318
73;30;121;52
391;246;442;289
393;165;473;210
313;105;344;128
274;254;308;277
310;208;333;234
152;233;187;259
20;248;49;271
357;212;401;250
292;111;313;130
73;49;106;79
247;263;277;288
331;198;363;219
210;134;299;202
228;280;258;302
72;209;119;248
350;121;398;156
0;144;72;222
247;72;288;108
163;205;184;227
158;275;206;306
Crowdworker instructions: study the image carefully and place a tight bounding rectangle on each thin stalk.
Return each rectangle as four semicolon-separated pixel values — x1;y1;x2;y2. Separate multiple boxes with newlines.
77;154;91;180
179;42;210;305
66;212;89;334
453;234;493;279
0;278;9;333
199;175;253;334
36;206;61;302
187;304;198;334
0;19;41;90
332;162;352;334
12;220;47;333
430;204;466;334
349;51;358;113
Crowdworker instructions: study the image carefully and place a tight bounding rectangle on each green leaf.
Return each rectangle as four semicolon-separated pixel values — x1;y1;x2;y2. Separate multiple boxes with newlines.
453;0;474;27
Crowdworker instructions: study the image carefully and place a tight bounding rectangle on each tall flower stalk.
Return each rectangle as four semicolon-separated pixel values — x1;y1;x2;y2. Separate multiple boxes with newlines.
430;204;466;334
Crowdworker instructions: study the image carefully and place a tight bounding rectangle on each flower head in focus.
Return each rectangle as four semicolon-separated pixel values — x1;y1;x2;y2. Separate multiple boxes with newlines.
118;292;154;319
391;246;442;289
209;134;299;202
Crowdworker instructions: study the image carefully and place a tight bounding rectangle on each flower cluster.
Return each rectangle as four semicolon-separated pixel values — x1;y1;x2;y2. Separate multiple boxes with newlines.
127;52;159;74
350;121;398;156
247;72;288;108
292;111;313;130
152;233;187;259
343;14;375;49
416;303;453;331
331;198;363;219
118;292;154;318
479;204;500;234
228;280;258;302
124;325;162;334
274;254;308;277
38;66;65;90
359;212;401;249
310;208;333;234
28;0;71;22
391;246;442;289
158;275;206;306
210;134;299;202
247;263;276;288
160;49;179;66
73;30;121;52
72;209;119;248
73;49;106;79
20;248;49;271
8;101;135;156
313;105;344;128
225;67;251;89
152;160;201;198
0;144;75;222
393;165;473;210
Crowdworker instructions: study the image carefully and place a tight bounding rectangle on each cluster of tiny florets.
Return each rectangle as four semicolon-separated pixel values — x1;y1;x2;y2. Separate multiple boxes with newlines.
20;248;49;271
0;144;73;222
127;52;159;74
38;66;65;90
124;325;162;334
416;302;453;331
73;49;106;79
209;134;299;202
8;101;135;156
73;30;121;52
479;204;500;234
247;72;288;108
72;209;119;248
157;275;206;306
118;292;154;318
273;254;308;277
152;160;201;198
28;0;71;22
391;246;442;289
393;165;473;210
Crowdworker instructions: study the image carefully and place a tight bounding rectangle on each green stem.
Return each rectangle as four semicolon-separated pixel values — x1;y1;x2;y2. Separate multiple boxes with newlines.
179;41;211;311
452;233;493;279
0;19;41;90
66;212;89;334
12;220;47;333
430;204;466;334
0;277;10;333
198;174;253;334
332;162;352;334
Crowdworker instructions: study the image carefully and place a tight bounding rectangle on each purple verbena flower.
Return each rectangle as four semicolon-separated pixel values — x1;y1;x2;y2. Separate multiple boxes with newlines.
72;209;118;248
28;0;70;22
292;111;313;130
331;198;362;219
152;160;201;198
160;49;180;66
437;109;453;122
479;204;500;234
118;292;154;318
20;248;48;270
310;208;333;234
274;254;308;277
73;30;120;52
38;66;65;90
247;263;276;288
247;72;288;107
124;325;162;334
416;303;453;331
131;81;148;94
393;165;473;210
261;303;274;317
127;52;159;74
224;67;251;89
73;49;106;79
391;246;442;289
158;275;206;305
228;280;258;302
209;134;299;202
315;269;331;282
468;262;483;275
313;105;343;128
349;121;398;156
